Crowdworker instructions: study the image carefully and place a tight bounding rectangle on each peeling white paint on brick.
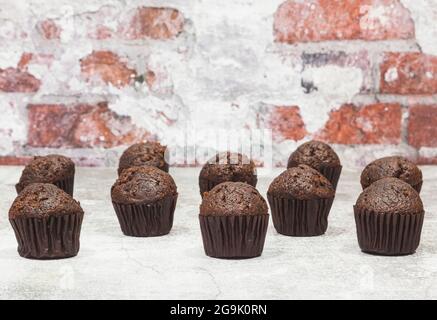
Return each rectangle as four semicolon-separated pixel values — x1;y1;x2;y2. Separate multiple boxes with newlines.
0;98;26;155
402;0;437;55
360;4;392;30
385;67;399;82
0;0;436;165
299;65;363;132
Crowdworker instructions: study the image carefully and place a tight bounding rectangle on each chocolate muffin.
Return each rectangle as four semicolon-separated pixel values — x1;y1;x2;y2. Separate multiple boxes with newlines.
199;182;269;259
199;152;257;197
16;155;75;196
111;166;178;237
354;178;424;256
118;141;168;175
268;165;335;236
9;183;84;259
360;156;423;193
287;140;342;189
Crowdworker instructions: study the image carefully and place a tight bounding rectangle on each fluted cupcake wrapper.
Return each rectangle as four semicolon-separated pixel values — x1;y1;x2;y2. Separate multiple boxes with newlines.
10;213;84;260
112;195;178;237
53;175;75;196
199;214;269;259
268;195;334;237
354;207;424;256
319;165;342;190
199;177;258;198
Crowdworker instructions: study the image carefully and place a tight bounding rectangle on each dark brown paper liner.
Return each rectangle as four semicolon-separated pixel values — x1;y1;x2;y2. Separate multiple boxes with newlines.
53;175;75;196
199;214;268;259
112;195;177;237
199;177;258;198
9;213;84;260
354;206;424;256
319;165;342;190
268;195;334;236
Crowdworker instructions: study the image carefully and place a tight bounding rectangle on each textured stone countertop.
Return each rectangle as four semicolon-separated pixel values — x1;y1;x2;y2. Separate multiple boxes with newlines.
0;166;436;300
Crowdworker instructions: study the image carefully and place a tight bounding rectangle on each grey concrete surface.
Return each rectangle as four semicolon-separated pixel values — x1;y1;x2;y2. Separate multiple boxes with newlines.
0;166;436;300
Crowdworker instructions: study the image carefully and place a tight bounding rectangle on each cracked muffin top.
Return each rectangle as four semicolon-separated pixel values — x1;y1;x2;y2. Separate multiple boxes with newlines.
268;165;335;200
287;140;341;170
360;156;422;191
112;166;177;205
9;183;83;219
118;141;168;175
200;182;268;216
355;178;423;215
16;155;75;194
199;152;257;185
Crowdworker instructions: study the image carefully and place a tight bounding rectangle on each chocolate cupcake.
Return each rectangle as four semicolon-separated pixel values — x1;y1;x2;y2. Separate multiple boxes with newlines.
199;182;269;259
199;152;257;197
111;166;178;237
360;156;423;193
16;155;75;196
9;183;84;259
354;178;424;256
268;165;335;236
118;141;168;175
287;140;342;190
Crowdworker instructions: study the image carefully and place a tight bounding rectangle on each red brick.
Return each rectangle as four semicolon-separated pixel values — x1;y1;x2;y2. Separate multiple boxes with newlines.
76;7;118;40
274;0;414;44
17;53;34;71
302;51;372;92
0;68;41;93
144;66;173;95
120;7;184;40
317;103;402;144
27;103;151;148
380;53;437;95
92;26;113;40
80;51;137;88
269;106;308;141
408;105;437;148
146;70;157;88
37;19;62;40
70;157;106;167
417;157;437;165
0;156;32;166
17;53;54;71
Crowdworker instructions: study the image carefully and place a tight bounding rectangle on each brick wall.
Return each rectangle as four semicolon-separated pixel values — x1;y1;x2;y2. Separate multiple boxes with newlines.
0;0;436;167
